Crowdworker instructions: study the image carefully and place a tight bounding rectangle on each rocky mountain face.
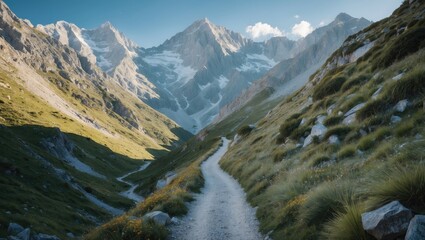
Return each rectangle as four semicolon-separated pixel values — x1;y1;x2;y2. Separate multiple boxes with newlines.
40;16;370;132
215;13;371;123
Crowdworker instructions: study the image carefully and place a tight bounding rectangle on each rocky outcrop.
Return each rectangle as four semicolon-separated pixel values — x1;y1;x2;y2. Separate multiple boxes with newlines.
5;223;60;240
143;211;171;226
361;201;414;240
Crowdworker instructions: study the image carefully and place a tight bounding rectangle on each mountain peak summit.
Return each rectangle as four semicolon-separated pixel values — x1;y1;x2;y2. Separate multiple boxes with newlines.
335;12;354;22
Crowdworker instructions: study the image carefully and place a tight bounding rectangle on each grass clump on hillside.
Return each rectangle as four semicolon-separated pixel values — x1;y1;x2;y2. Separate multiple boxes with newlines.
367;166;425;213
337;144;356;159
299;182;355;227
322;204;369;240
313;75;347;100
375;27;425;69
237;125;254;136
276;118;302;144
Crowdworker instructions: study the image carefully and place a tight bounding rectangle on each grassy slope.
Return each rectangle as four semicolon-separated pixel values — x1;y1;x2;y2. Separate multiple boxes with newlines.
89;1;425;239
218;1;425;239
0;19;191;239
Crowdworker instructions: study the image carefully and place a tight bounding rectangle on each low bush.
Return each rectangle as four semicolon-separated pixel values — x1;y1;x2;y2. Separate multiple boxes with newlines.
357;134;375;151
277;118;302;143
310;154;331;167
237;125;254;136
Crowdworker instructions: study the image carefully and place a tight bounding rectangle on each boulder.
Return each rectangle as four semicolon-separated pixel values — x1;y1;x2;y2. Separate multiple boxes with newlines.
143;211;171;226
303;135;313;148
405;215;425;240
361;200;414;240
316;115;326;124
310;124;327;139
372;86;383;100
7;223;24;236
15;228;30;240
343;114;357;125
394;99;409;112
392;72;404;81
344;103;366;117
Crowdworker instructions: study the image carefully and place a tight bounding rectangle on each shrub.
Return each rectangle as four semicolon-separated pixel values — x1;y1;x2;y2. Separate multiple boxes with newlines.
322;204;370;240
313;75;347;100
368;166;425;213
159;197;187;216
277;118;302;143
299;182;355;226
337;145;356;159
237;125;254;136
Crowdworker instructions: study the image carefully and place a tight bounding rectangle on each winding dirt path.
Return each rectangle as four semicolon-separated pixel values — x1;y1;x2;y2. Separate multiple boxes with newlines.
116;162;151;203
169;138;263;240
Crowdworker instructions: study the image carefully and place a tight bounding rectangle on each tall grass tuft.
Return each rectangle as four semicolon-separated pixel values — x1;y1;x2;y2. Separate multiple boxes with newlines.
368;166;425;213
299;182;355;227
322;204;370;240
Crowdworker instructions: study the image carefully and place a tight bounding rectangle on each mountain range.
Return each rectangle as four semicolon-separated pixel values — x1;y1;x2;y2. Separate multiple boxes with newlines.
37;14;371;132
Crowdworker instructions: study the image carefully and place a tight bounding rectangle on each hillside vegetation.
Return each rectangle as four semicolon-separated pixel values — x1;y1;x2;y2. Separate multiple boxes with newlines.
219;1;425;239
88;1;425;239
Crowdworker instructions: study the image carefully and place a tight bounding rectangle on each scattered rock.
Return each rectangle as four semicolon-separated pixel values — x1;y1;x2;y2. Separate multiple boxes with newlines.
344;103;366;117
15;228;30;240
361;200;414;240
327;104;337;115
310;124;327;139
303;135;313;148
391;115;402;124
7;223;24;236
316;115;326;124
394;99;409;112
360;129;368;136
66;232;75;238
299;118;306;126
343;114;357;125
171;217;180;225
143;211;171;226
372;86;383;99
392;72;404;81
405;215;425;240
328;135;340;145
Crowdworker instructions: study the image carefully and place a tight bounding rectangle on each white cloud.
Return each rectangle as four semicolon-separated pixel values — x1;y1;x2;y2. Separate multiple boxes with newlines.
319;21;326;27
246;22;284;41
291;20;314;38
294;15;300;19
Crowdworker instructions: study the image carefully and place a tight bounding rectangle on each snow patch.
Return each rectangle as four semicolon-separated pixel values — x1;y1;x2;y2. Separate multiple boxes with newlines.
217;75;229;89
143;51;197;84
237;54;276;73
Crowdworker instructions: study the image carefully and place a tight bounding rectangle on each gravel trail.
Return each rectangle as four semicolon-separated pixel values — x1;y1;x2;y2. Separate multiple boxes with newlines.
169;137;263;240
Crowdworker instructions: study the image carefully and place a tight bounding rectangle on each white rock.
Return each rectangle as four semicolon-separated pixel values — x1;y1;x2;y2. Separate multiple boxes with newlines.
328;135;340;145
16;228;30;240
316;115;326;124
299;118;306;126
392;72;404;81
303;135;313;148
143;211;171;226
405;215;425;240
394;99;409;112
344;103;366;117
327;104;337;115
372;86;383;99
7;223;24;236
343;114;357;125
311;124;327;138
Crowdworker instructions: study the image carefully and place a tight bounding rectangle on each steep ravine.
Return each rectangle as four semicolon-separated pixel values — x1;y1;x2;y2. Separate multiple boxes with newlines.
169;138;263;240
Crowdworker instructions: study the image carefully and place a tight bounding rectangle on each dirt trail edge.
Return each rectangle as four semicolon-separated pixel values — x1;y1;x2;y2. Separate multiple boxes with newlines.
169;137;263;240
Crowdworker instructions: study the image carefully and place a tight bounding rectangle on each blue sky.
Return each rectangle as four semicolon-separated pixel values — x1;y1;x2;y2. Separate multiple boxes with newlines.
5;0;402;47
